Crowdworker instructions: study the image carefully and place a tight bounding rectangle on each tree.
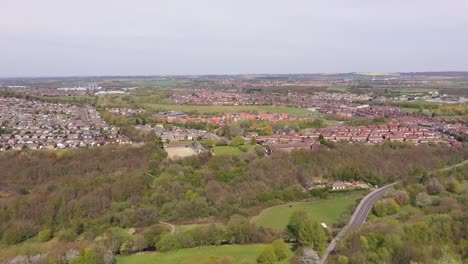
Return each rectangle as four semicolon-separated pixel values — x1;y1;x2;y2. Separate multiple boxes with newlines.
230;136;245;147
438;249;462;264
415;192;432;208
119;241;133;255
446;179;461;193
287;210;308;240
101;228;126;254
257;245;277;264
359;236;369;251
227;215;254;244
300;247;320;264
70;248;101;264
287;210;327;253
132;235;148;252
337;255;349;264
297;218;327;253
426;178;443;195
271;239;289;260
3;221;37;245
385;198;400;215
201;138;214;149
391;190;410;205
156;232;181;252
373;200;387;217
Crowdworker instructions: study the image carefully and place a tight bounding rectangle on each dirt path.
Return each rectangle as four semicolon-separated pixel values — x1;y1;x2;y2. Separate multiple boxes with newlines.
159;221;175;234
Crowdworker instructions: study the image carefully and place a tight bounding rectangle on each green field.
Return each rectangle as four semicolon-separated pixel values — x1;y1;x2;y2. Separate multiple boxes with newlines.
116;244;292;264
213;145;249;156
143;104;312;116
251;196;359;230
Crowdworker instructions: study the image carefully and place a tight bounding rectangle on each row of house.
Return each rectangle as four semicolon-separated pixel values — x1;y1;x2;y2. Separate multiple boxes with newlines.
135;124;221;142
0;97;131;151
155;111;300;127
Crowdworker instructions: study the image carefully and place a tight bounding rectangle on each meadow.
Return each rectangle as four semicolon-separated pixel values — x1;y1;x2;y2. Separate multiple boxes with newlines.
116;244;292;264
212;144;255;156
142;103;312;116
250;195;359;230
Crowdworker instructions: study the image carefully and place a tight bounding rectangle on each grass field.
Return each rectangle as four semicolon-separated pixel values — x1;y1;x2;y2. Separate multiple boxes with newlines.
116;244;292;264
142;104;312;116
213;145;249;156
251;196;359;230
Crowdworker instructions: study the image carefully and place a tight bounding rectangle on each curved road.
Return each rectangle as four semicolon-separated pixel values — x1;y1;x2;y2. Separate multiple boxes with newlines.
320;182;399;264
320;159;468;264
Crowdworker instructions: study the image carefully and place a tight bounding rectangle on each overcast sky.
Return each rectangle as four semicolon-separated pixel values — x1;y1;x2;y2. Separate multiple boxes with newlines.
1;0;468;77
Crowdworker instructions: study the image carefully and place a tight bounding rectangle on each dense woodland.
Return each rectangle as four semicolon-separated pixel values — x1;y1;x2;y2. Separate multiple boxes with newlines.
0;140;466;262
329;164;468;264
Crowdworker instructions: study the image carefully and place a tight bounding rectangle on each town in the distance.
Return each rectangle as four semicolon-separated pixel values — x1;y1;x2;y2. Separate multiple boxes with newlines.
1;73;466;153
1;72;467;264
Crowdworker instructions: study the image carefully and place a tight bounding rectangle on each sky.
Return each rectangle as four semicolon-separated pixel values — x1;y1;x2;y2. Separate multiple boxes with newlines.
1;0;468;77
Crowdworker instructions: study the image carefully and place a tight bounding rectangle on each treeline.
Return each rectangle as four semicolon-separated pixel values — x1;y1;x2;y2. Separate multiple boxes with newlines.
0;142;466;262
219;118;326;139
330;165;468;264
0;91;96;105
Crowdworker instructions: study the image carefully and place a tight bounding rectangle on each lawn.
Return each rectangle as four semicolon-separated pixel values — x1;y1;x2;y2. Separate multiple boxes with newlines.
116;244;292;264
212;146;246;156
251;196;359;230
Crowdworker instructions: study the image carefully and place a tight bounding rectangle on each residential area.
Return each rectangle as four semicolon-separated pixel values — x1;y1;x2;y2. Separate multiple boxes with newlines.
0;97;131;151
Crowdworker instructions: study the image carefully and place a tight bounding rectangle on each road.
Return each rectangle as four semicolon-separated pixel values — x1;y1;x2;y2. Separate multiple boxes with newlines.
320;159;468;264
320;182;399;264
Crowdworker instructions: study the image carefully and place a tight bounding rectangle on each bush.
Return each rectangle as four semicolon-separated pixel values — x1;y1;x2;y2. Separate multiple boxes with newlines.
3;222;37;245
390;190;410;205
69;248;102;264
446;179;461;193
37;228;53;242
57;228;78;242
119;240;134;255
156;232;181;252
415;192;432;208
271;239;289;260
257;245;277;264
230;136;245;147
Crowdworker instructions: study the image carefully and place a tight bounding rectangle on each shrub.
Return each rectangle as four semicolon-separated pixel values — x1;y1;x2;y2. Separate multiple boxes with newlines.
3;222;37;245
37;228;53;242
271;239;289;260
56;228;78;242
156;233;181;252
257;245;277;264
446;179;461;193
